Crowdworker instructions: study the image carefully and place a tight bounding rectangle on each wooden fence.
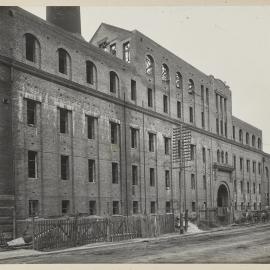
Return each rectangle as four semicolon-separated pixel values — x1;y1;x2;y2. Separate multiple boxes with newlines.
32;214;174;250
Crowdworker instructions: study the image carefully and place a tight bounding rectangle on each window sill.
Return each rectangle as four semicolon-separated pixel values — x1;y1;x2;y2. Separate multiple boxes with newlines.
28;177;39;180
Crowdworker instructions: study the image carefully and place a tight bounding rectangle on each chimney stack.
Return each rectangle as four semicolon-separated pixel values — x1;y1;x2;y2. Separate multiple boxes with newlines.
46;6;81;35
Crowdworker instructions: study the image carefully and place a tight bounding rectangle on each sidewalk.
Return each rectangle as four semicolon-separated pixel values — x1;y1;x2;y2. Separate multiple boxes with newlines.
0;222;268;261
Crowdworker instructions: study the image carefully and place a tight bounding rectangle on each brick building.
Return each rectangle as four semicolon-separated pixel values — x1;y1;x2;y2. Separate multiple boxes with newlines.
0;6;269;236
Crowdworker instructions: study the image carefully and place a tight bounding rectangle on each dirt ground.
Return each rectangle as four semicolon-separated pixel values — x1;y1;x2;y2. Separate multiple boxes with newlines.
1;223;270;263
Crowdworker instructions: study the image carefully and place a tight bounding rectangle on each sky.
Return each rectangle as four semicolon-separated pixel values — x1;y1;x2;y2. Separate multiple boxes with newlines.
22;5;270;153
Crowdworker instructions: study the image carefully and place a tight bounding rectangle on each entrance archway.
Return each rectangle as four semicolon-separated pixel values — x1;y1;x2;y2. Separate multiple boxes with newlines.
217;184;229;207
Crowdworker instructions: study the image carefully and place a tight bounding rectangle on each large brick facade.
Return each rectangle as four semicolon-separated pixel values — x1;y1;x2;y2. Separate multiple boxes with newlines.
0;7;270;236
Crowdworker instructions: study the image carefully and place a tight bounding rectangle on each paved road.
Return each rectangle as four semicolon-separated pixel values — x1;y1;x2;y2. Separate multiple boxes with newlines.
2;223;270;263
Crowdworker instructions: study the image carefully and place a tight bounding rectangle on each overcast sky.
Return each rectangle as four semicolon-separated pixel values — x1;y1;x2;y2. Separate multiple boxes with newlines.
22;6;270;153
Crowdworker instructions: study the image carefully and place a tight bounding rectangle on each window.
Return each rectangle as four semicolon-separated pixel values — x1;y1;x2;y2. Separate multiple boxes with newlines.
89;200;96;215
216;118;219;134
163;95;168;113
216;94;218;112
203;175;206;190
164;137;170;155
240;181;243;193
109;71;119;93
225;152;228;164
239;129;243;143
131;80;136;101
247;182;250;193
246;133;249;145
27;99;36;126
29;200;39;217
133;201;139;214
161;64;169;82
123;41;130;63
235;202;237;210
88;159;95;183
259;184;261;194
252;135;255;147
253;161;256;173
149;133;155;152
166;201;171;213
86;116;95;139
132;165;138;185
221;151;224;163
191;174;195;189
190;144;195;161
201;85;204;104
61;155;69;180
246;160;250;172
241;202;244;210
25;33;39;63
58;48;69;74
112;201;119;215
258;138;261;150
110;43;116;56
234;180;237;190
62;200;70;215
165;170;170;189
177;101;181;118
192;202;196;212
145;55;154;75
217;150;220;163
131;128;138;149
28;151;37;178
188;79;194;94
112;162;118;184
176;72;182;89
202;147;206;163
233;155;236;168
253;182;256;194
110;122;118;144
59;108;69;134
206;88;209;105
189;107;193;123
150;168;155;186
201;111;205;128
147;88;153;107
233;126;235;140
240;158;243;171
86;61;96;85
150;201;156;214
225;122;227;137
258;162;261;175
220;120;223;135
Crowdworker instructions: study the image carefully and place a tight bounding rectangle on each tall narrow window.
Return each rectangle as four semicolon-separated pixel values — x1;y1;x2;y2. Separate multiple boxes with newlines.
86;61;96;85
28;151;37;178
86;116;95;139
110;43;116;56
164;137;170;155
147;88;153;107
177;101;181;118
112;162;119;184
149;133;155;152
240;158;243;171
132;165;138;185
192;202;196;212
233;126;235;140
203;175;206;190
109;71;119;93
246;160;250;172
150;168;155;186
145;55;154;75
217;150;220;163
239;129;243;143
163;95;168;113
233;155;236;168
25;33;39;62
247;182;250;193
191;174;195;189
246;133;250;145
201;85;204;104
165;170;170;189
258;162;261;175
225;122;227;137
133;201;139;214
201;111;205;128
27;99;36;126
221;151;224;163
29;200;39;217
89;201;97;215
253;161;256;173
150;201;156;214
206;88;209;105
176;72;182;89
190;144;195;161
59;108;69;134
216;118;219;134
61;155;69;180
202;147;206;163
131;80;136;101
240;181;243;194
220;120;223;135
166;201;171;213
253;182;256;194
62;200;70;215
161;64;169;82
58;48;69;74
225;152;228;164
123;41;130;63
188;79;194;94
88;159;95;183
252;135;255;147
113;201;119;215
131;128;138;149
110;122;118;144
258;138;262;150
189;107;193;123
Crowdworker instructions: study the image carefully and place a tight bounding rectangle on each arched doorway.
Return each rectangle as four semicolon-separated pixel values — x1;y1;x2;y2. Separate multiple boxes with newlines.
217;184;229;207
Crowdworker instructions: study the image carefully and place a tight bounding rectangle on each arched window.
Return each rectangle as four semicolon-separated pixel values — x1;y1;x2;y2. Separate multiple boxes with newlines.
161;64;169;82
145;55;154;75
221;151;224;163
86;61;97;86
109;71;119;93
217;150;220;163
252;135;255;147
176;72;183;89
239;129;243;143
258;138;262;150
246;132;249;145
225;152;228;164
24;33;40;63
188;79;195;94
57;48;71;75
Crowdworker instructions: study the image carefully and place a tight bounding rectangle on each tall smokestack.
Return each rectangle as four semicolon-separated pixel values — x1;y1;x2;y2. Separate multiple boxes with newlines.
46;6;81;35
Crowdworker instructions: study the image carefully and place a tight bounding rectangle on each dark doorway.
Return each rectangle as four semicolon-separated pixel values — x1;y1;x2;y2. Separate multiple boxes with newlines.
217;184;229;207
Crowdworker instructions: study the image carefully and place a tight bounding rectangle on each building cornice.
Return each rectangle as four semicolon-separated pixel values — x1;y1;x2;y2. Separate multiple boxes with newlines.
0;54;267;157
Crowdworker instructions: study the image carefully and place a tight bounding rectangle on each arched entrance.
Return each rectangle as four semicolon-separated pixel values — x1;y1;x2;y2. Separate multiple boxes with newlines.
217;184;230;223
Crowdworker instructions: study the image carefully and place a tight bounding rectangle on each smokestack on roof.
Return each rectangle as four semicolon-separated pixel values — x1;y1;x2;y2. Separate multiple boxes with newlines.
46;6;81;35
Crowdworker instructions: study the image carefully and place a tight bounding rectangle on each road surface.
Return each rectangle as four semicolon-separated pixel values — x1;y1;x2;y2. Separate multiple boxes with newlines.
2;223;270;263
